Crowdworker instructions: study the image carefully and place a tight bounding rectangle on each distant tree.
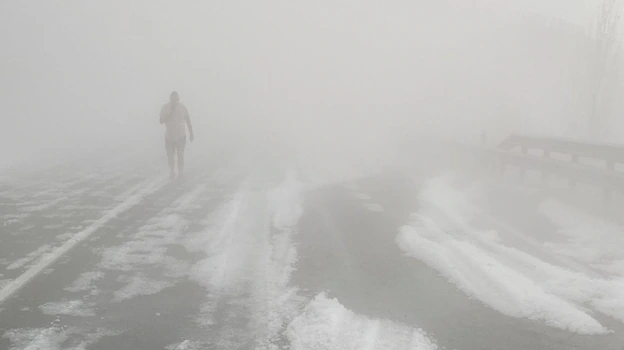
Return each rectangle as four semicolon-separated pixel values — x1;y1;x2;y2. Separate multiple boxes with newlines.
587;0;622;139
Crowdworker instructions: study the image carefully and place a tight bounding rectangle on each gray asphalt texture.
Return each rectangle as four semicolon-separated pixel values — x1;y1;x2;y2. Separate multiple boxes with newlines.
1;155;623;350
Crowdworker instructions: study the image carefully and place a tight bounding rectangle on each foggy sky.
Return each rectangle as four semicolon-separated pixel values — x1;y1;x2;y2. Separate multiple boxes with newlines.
0;0;620;171
505;0;592;24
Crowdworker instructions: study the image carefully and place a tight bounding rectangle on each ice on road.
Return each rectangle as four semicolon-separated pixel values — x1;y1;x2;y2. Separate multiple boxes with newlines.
1;156;624;349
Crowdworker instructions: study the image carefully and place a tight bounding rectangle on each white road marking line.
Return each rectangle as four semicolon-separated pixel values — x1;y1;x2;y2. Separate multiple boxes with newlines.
0;176;168;305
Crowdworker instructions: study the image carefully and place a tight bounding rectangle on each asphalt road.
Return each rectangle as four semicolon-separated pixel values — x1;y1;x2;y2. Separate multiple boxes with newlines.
1;153;623;350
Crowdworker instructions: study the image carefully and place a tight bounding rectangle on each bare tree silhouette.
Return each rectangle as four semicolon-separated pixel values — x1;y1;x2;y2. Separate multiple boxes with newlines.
587;0;621;138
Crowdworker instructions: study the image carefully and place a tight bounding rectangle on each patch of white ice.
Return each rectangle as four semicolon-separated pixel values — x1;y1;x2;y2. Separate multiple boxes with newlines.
39;300;95;317
113;274;174;302
65;328;122;350
539;199;624;266
3;327;70;350
166;340;205;350
287;293;438;350
3;326;119;350
397;225;607;334
0;176;168;305
20;196;68;212
189;171;307;345
65;271;105;293
396;176;620;335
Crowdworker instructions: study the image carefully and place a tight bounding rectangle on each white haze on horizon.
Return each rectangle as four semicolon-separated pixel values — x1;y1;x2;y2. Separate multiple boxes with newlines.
1;0;622;172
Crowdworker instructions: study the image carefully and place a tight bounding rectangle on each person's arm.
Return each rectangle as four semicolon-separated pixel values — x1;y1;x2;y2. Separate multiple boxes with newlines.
185;108;194;142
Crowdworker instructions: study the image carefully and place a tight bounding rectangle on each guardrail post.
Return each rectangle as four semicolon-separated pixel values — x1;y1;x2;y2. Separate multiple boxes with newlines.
570;154;579;190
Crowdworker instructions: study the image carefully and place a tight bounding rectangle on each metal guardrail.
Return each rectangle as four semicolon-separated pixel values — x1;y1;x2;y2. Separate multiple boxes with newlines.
499;134;624;164
473;146;624;191
469;134;624;202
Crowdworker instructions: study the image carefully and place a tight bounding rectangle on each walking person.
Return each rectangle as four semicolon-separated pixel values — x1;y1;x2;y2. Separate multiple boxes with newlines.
160;91;194;179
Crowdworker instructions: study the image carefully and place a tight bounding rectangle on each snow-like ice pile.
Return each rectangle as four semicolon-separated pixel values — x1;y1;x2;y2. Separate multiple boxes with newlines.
186;189;251;292
287;293;439;350
261;171;307;347
186;171;306;344
397;175;624;335
166;340;205;350
39;300;95;317
19;196;68;213
67;185;205;301
112;274;175;302
539;199;624;273
64;271;104;293
3;327;119;350
4;327;68;350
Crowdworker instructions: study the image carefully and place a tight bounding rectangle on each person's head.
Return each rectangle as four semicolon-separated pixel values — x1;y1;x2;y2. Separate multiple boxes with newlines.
170;91;180;104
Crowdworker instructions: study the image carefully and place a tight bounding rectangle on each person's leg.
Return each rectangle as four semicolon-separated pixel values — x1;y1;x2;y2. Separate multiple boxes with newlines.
165;140;175;179
176;137;187;177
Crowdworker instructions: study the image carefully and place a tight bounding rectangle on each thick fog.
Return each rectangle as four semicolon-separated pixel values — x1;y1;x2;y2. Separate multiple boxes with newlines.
1;0;621;172
5;3;624;349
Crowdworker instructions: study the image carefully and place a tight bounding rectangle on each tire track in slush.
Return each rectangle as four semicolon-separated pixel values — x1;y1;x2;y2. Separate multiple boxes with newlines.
180;171;305;349
186;180;262;348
